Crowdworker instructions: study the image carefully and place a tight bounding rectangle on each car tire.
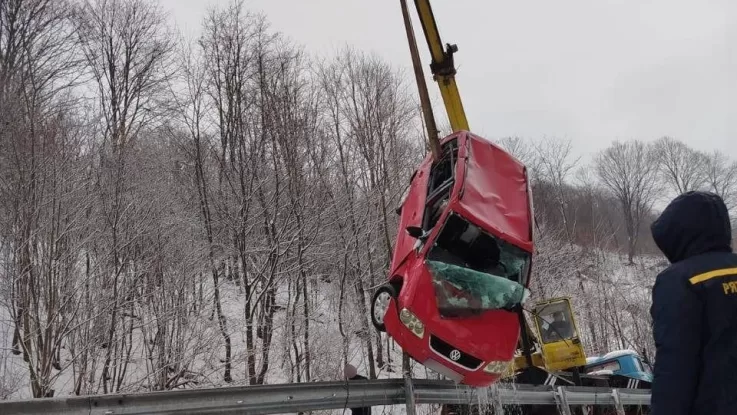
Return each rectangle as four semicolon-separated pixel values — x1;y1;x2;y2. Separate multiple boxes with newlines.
371;283;399;332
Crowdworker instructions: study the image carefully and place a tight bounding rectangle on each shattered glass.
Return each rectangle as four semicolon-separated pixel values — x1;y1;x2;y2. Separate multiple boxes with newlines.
427;213;531;282
428;260;529;314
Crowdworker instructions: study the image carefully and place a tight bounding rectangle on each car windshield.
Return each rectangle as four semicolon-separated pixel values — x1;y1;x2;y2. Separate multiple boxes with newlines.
426;213;531;317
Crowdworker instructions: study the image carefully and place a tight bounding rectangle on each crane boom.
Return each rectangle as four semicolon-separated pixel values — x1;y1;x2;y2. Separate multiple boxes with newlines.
412;0;469;133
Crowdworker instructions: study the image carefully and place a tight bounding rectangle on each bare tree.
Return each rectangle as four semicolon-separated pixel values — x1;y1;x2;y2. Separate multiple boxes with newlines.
198;0;307;385
595;140;660;264
0;0;83;398
249;30;310;385
173;10;236;384
495;136;537;173
573;167;622;251
128;130;215;391
316;47;419;378
73;0;173;393
532;137;581;241
653;136;707;196
74;0;173;151
703;150;737;213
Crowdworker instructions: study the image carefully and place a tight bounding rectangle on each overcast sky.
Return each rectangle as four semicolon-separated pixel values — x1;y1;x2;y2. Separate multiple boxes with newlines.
160;0;736;160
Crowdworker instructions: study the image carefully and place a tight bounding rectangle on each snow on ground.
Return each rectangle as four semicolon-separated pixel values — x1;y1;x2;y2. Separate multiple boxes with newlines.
0;273;501;414
0;307;25;399
0;249;665;411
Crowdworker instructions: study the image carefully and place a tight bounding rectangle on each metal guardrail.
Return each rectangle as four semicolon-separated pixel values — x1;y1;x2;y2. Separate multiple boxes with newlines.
0;378;651;415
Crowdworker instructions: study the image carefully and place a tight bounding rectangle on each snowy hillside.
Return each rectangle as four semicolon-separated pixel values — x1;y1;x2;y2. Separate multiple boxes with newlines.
0;249;665;403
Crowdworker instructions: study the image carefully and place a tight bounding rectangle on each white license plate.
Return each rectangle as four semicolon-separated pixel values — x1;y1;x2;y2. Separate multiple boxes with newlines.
423;358;464;383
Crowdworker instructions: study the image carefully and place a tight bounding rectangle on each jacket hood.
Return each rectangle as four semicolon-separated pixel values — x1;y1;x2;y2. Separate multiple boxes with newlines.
651;191;732;264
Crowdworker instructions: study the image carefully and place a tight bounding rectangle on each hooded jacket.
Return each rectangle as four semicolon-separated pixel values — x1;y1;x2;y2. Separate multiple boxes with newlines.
649;191;737;415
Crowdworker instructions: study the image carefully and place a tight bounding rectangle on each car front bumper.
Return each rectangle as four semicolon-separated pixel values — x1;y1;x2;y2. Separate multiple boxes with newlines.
383;301;505;387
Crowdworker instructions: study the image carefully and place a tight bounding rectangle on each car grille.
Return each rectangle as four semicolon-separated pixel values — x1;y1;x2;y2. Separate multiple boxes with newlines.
423;359;464;383
429;335;483;370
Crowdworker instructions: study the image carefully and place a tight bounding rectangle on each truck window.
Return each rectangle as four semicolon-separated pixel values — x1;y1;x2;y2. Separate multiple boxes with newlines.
586;360;621;373
535;302;575;344
632;358;643;373
642;361;653;375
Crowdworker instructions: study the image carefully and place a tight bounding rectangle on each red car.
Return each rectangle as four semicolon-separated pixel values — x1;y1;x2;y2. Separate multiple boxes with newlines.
371;131;534;387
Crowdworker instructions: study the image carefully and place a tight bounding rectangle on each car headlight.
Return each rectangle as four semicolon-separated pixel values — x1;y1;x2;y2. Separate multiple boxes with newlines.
483;360;512;374
399;308;425;339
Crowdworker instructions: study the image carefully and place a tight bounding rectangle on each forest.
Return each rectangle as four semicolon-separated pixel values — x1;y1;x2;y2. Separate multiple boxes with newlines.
1;0;735;400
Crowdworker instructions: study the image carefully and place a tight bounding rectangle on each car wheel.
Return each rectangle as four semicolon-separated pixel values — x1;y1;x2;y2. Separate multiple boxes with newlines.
371;284;398;332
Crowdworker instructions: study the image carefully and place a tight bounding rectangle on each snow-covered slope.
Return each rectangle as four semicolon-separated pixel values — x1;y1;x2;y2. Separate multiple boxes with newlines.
0;249;664;407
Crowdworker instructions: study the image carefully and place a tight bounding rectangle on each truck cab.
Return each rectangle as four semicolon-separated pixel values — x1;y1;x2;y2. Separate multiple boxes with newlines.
531;297;587;371
584;349;653;386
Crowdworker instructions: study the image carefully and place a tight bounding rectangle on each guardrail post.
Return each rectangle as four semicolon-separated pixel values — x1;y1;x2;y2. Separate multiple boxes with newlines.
404;375;417;415
554;386;573;415
611;389;625;415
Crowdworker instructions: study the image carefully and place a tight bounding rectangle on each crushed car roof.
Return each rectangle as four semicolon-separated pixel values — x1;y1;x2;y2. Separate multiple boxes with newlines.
453;132;533;253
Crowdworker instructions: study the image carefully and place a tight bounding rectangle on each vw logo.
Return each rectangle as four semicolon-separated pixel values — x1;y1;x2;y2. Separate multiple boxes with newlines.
449;349;461;361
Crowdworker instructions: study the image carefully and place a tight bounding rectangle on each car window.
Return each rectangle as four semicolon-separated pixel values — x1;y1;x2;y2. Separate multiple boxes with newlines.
423;139;459;230
428;213;531;281
427;139;458;195
426;213;531;317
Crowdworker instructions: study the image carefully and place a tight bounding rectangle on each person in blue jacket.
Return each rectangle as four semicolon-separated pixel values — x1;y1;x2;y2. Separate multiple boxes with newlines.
649;190;737;415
